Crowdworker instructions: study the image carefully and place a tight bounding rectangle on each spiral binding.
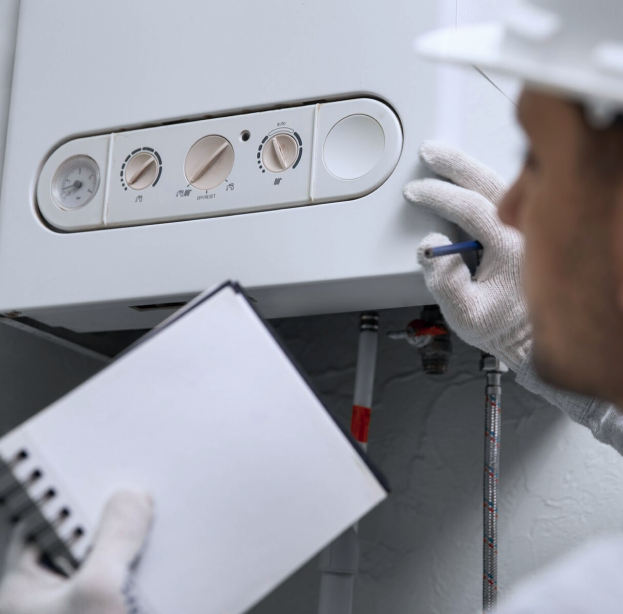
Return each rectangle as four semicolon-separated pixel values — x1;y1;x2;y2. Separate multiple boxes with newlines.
0;449;85;574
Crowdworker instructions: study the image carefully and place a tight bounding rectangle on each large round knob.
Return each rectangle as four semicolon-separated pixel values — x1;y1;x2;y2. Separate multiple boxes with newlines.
185;136;235;190
125;152;159;190
262;134;299;173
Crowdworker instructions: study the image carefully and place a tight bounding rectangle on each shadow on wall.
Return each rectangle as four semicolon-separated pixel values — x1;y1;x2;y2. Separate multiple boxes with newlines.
251;307;597;614
0;323;106;435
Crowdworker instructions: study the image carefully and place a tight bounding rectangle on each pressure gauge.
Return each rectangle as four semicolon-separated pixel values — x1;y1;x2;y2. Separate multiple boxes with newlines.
51;155;100;210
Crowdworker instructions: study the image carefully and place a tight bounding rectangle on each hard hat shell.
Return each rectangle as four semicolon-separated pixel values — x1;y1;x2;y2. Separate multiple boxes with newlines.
416;0;623;118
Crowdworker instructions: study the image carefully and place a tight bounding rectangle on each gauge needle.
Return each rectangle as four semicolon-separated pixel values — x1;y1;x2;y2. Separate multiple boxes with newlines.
62;180;82;191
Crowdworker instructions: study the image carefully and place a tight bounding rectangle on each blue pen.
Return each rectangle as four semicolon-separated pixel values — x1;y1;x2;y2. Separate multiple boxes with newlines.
424;240;483;259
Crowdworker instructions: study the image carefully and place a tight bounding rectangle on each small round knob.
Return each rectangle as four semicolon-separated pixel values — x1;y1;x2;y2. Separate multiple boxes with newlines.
125;152;159;190
262;134;298;173
185;136;235;190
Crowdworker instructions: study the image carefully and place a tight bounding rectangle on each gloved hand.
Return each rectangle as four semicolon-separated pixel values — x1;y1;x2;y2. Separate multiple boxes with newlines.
403;140;531;372
404;141;623;457
0;490;153;614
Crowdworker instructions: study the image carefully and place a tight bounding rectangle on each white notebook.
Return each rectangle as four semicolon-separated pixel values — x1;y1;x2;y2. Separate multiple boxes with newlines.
0;282;388;614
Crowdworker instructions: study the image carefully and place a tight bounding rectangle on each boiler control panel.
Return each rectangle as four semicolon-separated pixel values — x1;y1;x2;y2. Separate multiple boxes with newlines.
37;99;402;232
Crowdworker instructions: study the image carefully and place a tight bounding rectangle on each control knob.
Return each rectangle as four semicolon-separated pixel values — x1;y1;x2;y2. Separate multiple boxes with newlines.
262;134;298;173
125;152;159;190
185;136;235;190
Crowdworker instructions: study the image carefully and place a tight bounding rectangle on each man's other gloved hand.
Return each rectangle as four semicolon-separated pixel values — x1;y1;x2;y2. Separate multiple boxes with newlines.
403;140;531;372
0;490;153;614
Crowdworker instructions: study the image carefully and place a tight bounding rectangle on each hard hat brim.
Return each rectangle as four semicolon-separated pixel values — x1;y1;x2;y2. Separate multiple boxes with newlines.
415;23;623;110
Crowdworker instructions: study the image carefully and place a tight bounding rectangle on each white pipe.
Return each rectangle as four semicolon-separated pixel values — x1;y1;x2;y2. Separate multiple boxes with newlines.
317;575;355;614
317;313;378;614
317;528;359;614
353;328;377;409
351;313;379;453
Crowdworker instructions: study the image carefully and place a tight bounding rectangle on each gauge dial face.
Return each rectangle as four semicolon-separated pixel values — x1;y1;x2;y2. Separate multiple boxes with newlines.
51;155;100;210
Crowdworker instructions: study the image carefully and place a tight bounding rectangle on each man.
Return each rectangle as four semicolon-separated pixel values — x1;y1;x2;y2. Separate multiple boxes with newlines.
402;0;623;610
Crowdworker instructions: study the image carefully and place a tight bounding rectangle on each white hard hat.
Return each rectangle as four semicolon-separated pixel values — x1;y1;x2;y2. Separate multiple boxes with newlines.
416;0;623;124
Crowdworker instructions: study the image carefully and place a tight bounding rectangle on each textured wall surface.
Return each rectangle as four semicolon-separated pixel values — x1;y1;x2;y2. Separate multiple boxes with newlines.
0;310;622;613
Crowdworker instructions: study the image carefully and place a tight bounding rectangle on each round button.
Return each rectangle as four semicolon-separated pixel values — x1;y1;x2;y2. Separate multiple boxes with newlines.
323;115;385;180
125;152;159;190
185;136;235;191
262;134;299;173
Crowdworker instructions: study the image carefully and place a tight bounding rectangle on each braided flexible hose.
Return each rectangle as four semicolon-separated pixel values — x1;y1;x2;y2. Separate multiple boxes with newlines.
483;369;502;612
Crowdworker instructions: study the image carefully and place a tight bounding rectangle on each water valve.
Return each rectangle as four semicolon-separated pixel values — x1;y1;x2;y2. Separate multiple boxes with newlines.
387;305;452;374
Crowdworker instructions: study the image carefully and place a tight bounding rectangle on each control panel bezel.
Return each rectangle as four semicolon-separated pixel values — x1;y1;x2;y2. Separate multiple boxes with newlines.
36;99;403;232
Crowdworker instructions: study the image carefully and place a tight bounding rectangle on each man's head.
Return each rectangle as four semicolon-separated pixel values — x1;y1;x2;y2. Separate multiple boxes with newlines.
498;89;623;402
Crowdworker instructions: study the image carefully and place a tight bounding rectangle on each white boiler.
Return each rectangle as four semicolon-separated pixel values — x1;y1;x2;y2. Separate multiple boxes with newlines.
0;0;521;331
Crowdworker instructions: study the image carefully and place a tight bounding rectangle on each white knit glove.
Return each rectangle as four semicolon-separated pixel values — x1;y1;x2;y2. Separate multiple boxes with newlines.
404;141;623;457
0;491;153;614
492;536;623;614
403;141;530;372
